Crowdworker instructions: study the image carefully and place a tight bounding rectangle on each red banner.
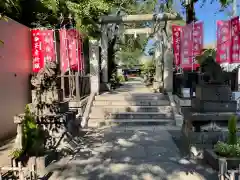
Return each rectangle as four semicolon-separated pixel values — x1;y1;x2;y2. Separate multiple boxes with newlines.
31;29;44;73
59;29;84;73
59;29;69;73
180;24;193;69
230;16;240;63
216;20;231;64
66;29;77;70
41;30;56;63
193;22;203;58
172;25;182;66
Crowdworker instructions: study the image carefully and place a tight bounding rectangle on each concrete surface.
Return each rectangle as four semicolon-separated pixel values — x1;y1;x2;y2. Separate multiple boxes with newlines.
46;126;217;180
46;78;217;180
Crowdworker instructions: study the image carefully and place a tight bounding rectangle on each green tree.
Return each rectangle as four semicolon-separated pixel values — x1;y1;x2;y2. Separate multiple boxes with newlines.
166;0;234;24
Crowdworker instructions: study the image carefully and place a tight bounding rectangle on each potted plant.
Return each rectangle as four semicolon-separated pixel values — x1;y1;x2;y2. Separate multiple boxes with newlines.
204;115;240;170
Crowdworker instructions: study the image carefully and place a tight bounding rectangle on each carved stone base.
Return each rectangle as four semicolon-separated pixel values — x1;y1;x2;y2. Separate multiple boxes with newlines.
191;98;237;112
28;101;69;116
196;84;232;101
32;89;63;104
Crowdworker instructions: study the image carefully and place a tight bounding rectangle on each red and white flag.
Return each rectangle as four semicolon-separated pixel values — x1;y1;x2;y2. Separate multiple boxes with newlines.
41;30;56;63
172;25;182;67
31;29;44;73
216;20;231;64
230;16;240;63
180;23;193;69
59;29;69;73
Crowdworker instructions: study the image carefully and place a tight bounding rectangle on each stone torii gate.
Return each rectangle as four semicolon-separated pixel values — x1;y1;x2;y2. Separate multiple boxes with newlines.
89;13;181;94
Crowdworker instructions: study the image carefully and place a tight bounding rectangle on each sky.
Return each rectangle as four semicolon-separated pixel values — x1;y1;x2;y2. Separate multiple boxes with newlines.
194;0;240;45
145;0;240;54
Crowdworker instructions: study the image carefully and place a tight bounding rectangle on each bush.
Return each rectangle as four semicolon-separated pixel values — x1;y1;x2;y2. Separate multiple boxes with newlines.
117;75;125;82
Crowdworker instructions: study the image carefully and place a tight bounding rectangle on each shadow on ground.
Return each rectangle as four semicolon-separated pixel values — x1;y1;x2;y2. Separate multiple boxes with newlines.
46;78;218;180
46;127;217;180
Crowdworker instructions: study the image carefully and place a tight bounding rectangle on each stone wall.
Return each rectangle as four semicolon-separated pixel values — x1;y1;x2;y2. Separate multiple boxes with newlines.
0;18;32;141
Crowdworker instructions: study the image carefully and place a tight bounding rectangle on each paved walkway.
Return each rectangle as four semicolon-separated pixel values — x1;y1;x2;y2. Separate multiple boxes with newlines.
47;79;217;180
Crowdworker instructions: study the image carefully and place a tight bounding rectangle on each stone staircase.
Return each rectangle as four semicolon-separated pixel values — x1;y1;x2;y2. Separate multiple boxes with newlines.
88;92;174;127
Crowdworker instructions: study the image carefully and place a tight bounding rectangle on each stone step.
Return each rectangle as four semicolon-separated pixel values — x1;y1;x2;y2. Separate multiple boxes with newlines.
88;118;174;128
89;112;173;119
95;94;168;101
90;105;172;114
93;100;170;106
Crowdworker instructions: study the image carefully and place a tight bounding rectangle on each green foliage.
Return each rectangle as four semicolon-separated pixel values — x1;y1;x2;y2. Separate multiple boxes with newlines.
117;75;125;82
214;115;240;157
196;48;216;65
11;105;45;159
228;115;238;145
214;141;240;157
141;60;155;76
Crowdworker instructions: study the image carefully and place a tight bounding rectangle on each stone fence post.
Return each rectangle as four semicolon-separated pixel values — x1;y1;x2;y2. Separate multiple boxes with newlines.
89;40;100;94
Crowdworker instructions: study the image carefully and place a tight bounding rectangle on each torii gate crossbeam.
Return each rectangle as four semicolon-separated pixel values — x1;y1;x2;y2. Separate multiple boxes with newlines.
99;13;181;24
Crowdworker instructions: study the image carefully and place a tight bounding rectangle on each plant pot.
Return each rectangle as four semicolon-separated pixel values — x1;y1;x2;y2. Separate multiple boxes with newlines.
14;154;29;167
204;149;240;170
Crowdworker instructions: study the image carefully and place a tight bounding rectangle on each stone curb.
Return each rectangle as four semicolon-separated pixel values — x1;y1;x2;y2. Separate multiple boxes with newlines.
167;92;183;127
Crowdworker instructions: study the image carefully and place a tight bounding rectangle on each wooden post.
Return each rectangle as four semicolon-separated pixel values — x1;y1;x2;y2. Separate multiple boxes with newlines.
61;74;65;99
18;162;24;180
75;73;80;100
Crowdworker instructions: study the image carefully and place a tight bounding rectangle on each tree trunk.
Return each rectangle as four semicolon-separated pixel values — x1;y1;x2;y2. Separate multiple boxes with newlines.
186;0;196;24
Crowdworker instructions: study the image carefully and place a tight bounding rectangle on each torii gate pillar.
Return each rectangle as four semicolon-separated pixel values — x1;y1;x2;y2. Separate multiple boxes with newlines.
100;24;108;84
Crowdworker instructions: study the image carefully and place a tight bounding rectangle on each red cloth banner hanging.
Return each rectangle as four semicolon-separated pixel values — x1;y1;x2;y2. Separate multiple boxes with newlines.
31;29;44;73
172;25;182;67
59;29;69;73
66;29;78;70
193;22;203;58
230;16;240;63
60;29;84;72
216;20;231;64
180;24;193;69
41;30;56;63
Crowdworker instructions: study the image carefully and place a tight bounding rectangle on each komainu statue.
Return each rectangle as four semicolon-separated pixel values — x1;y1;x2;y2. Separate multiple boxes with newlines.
31;61;58;89
196;49;227;84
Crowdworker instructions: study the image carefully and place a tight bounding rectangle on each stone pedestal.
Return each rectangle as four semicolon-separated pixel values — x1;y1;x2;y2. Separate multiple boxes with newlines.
182;84;237;146
163;45;173;92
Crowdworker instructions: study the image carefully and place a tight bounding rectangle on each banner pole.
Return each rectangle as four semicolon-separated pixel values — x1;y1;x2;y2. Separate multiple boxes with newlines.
53;29;58;64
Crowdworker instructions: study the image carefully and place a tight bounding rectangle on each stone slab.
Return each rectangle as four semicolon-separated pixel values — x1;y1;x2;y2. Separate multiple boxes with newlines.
93;100;170;106
88;118;174;128
91;106;172;113
182;131;240;145
189;112;236;121
174;95;191;107
89;112;173;119
196;84;232;101
191;98;237;112
232;91;240;110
